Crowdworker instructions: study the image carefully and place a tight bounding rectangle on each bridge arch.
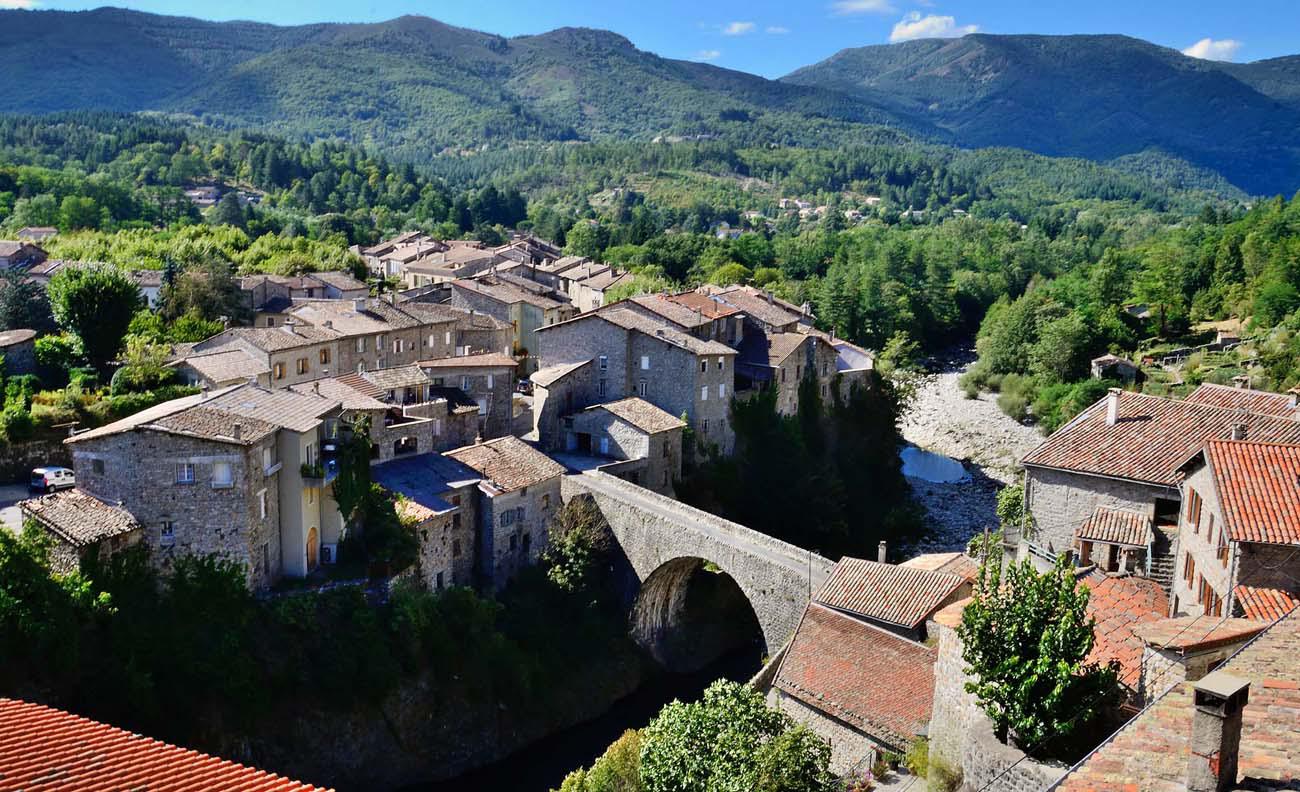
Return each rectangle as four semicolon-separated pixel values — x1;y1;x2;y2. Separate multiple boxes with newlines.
631;556;765;671
560;470;833;664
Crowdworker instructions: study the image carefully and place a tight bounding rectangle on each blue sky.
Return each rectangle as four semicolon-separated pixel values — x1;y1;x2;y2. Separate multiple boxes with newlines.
10;0;1298;77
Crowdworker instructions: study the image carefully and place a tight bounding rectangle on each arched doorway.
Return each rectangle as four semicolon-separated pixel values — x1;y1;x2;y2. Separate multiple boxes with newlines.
306;526;319;570
630;557;765;673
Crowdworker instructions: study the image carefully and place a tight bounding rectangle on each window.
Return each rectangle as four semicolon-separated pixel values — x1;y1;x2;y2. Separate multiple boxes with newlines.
1183;553;1196;585
523;533;532;553
92;458;105;475
487;374;495;389
445;330;452;345
296;357;308;375
212;461;233;488
701;419;710;433
356;337;366;353
600;436;610;455
501;509;515;527
509;534;517;551
796;365;802;379
453;539;462;557
781;367;787;383
599;355;608;371
700;360;707;373
176;463;195;484
542;493;551;510
717;356;724;371
516;506;526;523
273;362;285;380
461;375;471;391
375;334;384;352
1216;524;1230;565
663;441;669;458
638;380;648;397
701;386;709;401
641;355;650;370
319;348;330;365
663;470;669;487
263;447;274;471
432;377;445;386
598;379;607;398
258;489;267;519
452;513;461;531
1186;489;1203;532
160;521;176;547
262;543;269;577
436;572;445;590
718;383;726;398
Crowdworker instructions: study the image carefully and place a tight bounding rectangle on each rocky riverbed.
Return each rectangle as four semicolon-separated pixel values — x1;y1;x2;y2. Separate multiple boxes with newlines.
898;351;1045;554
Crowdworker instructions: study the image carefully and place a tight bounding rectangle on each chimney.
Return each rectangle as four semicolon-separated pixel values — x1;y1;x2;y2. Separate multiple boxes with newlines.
232;423;242;441
1186;672;1250;792
323;320;333;330
766;290;774;305
1231;422;1247;441
353;297;367;312
1105;388;1121;426
282;319;296;335
877;541;887;564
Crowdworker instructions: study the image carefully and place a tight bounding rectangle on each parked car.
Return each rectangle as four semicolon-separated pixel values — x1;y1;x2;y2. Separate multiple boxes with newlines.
30;466;75;493
516;379;534;395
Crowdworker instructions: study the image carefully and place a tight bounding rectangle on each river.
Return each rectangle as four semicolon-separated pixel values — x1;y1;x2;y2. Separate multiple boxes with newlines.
412;648;762;792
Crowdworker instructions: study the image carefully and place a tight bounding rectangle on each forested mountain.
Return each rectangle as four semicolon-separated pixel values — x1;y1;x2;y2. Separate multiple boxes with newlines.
782;34;1300;195
1;9;1297;195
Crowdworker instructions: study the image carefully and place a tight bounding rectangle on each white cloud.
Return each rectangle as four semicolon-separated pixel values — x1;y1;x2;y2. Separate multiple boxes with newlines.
1182;37;1242;61
766;26;791;34
722;21;756;36
889;12;979;43
831;0;896;16
0;0;38;8
694;49;722;61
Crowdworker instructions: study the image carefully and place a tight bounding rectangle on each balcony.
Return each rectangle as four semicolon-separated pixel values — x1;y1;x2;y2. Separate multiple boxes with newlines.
300;459;340;486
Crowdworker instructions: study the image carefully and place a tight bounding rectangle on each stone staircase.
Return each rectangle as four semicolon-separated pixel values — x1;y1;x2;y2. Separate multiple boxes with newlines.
1148;525;1178;592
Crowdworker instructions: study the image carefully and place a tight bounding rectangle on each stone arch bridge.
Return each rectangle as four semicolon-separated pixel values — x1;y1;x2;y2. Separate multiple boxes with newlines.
561;470;833;664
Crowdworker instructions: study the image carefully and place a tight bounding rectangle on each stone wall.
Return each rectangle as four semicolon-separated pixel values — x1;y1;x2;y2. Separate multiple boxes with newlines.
412;481;478;591
1024;466;1174;558
1;337;36;376
1236;541;1300;594
477;476;562;592
532;361;597;450
770;689;885;775
1173;463;1230;615
0;437;71;483
560;470;832;657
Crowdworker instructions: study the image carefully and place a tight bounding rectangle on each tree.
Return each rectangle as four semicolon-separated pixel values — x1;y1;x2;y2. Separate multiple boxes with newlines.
209;192;247;229
958;553;1120;752
542;495;612;593
59;195;102;230
47;264;141;371
638;680;834;792
565;221;609;259
0;271;54;331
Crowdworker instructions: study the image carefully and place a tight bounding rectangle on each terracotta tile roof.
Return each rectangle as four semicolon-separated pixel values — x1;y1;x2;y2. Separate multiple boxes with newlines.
815;557;966;629
0;698;331;791
899;552;980;583
445;436;565;493
587;307;737;356
417;352;518;369
709;286;803;328
627;294;716;329
1056;608;1300;792
1132;615;1269;653
1184;383;1298;418
151;406;279;445
1234;585;1300;623
663;291;741;319
20;489;141;548
289;299;421;334
175;348;270;384
65;391;212;444
587;397;685;434
774;604;936;749
217;324;339;353
1081;572;1169;689
1075;507;1153;547
332;373;385;402
452;277;564;310
202;383;338;434
1021;391;1300;486
1202;440;1300;545
289;378;389;412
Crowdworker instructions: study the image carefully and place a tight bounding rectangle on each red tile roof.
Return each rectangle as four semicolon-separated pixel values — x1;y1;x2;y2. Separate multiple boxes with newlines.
1184;382;1298;418
1132;615;1268;653
775;604;936;749
445;436;565;493
1081;572;1169;690
815;558;967;629
1202;439;1300;545
1057;608;1300;792
0;698;331;791
662;291;741;319
1021;390;1300;486
1234;584;1300;623
1075;507;1153;548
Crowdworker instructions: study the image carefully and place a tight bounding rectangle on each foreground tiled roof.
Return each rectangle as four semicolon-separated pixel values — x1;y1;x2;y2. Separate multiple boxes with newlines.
775;604;936;749
662;291;741;319
1184;382;1298;418
289;377;389;412
1234;584;1300;623
1021;391;1300;486
1075;506;1153;547
1132;615;1268;653
589;397;685;434
1203;439;1300;545
417;352;518;369
815;558;966;629
1081;572;1169;689
1056;608;1300;792
175;348;270;384
587;307;736;356
21;490;141;548
151;406;279;445
202;383;338;434
332;373;386;402
898;552;980;583
0;698;331;791
445;436;565;493
65;391;211;444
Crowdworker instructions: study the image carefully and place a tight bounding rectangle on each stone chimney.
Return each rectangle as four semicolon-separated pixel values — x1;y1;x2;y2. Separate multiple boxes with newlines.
877;541;887;564
353;297;367;312
1106;388;1121;426
1186;671;1250;792
281;319;296;335
766;290;774;306
323;320;333;330
232;423;242;441
1231;422;1248;441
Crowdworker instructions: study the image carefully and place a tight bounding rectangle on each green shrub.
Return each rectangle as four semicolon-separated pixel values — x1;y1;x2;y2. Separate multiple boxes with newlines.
68;367;100;389
558;729;644;792
0;406;35;441
31;402;78;431
996;391;1028;421
904;738;929;778
927;755;962;792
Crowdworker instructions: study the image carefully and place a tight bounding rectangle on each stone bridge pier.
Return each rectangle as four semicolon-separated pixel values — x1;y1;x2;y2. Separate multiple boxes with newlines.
561;471;833;667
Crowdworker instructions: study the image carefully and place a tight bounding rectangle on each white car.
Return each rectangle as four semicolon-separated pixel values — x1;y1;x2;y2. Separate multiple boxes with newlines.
30;467;75;494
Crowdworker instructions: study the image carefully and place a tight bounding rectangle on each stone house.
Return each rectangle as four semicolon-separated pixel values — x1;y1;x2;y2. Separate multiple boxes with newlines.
445;436;566;592
1171;439;1300;621
531;359;597;449
20;489;142;575
398;245;505;288
371;452;480;591
397;297;514;357
171;348;272;389
1018;388;1300;583
520;255;590;292
735;331;840;415
566;265;631;312
289;298;431;375
535;306;738;455
0;241;46;270
1090;353;1140;383
623;292;745;346
360;231;440;275
562;397;684;495
15;226;58;243
0;329;37;376
61;383;349;589
704;284;808;335
1131;615;1268;705
449;276;577;370
417;353;519;440
189;323;342;390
